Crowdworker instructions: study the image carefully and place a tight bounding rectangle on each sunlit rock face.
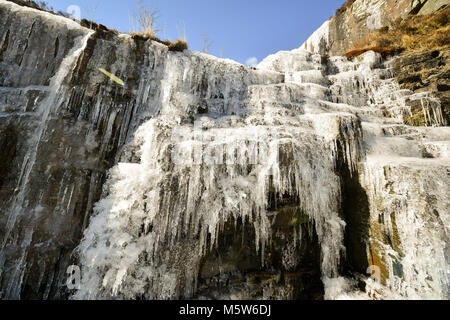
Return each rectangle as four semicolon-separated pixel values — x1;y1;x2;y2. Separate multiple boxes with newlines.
393;49;450;126
302;0;450;56
301;0;450;127
0;0;448;301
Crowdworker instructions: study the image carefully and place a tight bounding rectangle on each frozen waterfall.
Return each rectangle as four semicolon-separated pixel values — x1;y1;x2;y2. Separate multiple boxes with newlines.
73;45;448;300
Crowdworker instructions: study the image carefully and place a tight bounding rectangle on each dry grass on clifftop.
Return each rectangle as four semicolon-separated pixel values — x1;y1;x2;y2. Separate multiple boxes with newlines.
130;33;188;52
129;1;188;52
345;6;450;59
168;39;189;52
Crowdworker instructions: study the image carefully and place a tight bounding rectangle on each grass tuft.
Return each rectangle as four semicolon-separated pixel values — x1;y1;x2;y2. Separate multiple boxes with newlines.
129;1;188;52
168;39;188;52
130;33;188;52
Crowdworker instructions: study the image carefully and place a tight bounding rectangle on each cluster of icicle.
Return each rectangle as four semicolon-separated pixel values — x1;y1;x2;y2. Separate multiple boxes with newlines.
73;112;363;299
73;46;366;299
361;160;449;300
74;43;446;300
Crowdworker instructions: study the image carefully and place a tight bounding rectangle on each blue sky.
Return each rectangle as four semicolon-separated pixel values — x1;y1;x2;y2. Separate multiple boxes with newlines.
44;0;343;65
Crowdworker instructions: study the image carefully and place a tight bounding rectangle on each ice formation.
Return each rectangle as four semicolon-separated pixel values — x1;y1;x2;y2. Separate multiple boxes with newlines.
301;20;329;54
0;23;94;298
73;51;362;299
73;45;448;300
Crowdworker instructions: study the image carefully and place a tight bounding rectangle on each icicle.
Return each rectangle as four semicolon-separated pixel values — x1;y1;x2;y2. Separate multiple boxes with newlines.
73;42;448;301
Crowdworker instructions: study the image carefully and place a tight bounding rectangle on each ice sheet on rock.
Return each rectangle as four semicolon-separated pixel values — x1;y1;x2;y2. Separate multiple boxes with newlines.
74;38;448;301
286;70;328;86
361;158;449;300
74;107;360;298
323;277;371;300
258;49;323;73
0;28;94;299
301;20;330;53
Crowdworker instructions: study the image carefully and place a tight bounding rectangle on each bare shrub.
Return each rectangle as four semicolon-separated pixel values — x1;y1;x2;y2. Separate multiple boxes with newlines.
130;0;160;38
202;31;213;54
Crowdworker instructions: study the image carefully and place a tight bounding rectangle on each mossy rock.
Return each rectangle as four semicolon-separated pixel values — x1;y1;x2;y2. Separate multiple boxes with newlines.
390;213;403;255
272;206;312;229
404;111;428;126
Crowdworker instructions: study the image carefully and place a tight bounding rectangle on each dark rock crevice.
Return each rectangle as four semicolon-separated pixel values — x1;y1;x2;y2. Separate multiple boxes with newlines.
0;126;17;189
0;29;9;61
334;133;370;284
197;214;324;300
53;37;59;58
409;0;429;14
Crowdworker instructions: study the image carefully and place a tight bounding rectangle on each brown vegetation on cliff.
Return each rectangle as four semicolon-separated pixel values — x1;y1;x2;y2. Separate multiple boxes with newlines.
168;39;189;52
345;6;450;59
127;1;189;51
344;46;396;59
130;33;188;52
341;5;449;126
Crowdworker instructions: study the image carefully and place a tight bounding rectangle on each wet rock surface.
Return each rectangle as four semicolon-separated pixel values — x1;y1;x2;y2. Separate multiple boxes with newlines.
393;49;450;125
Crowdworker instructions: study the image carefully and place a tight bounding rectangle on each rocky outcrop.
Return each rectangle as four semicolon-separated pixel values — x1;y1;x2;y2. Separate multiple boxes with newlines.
302;0;450;56
393;48;450;125
302;0;450;128
419;0;450;15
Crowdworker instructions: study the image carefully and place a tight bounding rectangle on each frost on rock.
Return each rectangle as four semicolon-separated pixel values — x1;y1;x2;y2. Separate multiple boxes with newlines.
74;42;449;300
361;157;449;300
301;20;330;54
74;47;366;299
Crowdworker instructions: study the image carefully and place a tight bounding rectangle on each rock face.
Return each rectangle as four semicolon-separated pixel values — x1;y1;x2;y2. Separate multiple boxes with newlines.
419;0;450;15
301;0;450;123
0;0;448;300
0;2;96;299
302;0;450;56
393;48;450;125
